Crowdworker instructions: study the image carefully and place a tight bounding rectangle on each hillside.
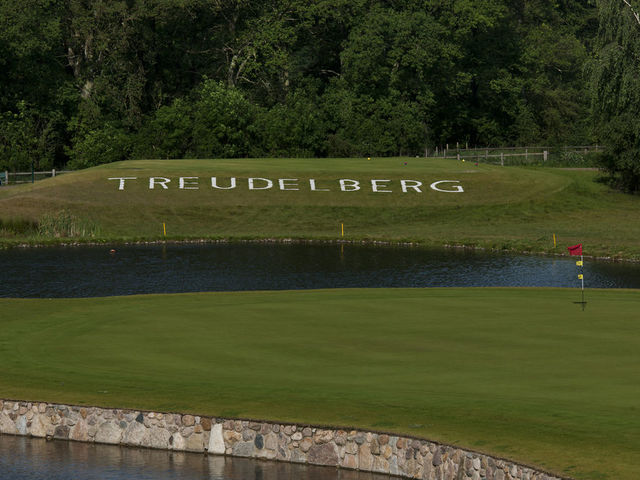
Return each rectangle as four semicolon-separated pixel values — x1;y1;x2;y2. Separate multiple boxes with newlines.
1;158;639;258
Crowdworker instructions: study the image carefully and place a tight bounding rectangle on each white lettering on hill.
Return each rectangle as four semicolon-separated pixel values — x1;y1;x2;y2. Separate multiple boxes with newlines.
108;177;465;193
339;179;360;191
211;177;236;189
108;177;137;190
248;178;273;190
430;180;464;193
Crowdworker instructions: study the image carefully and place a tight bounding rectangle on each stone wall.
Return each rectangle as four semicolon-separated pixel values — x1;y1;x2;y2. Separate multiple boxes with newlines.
0;399;565;480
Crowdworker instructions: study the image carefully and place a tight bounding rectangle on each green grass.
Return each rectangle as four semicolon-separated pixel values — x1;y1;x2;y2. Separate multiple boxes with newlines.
1;288;639;479
1;157;640;258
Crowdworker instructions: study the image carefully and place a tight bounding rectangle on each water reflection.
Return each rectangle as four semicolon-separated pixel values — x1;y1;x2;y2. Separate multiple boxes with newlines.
1;243;640;298
0;435;392;480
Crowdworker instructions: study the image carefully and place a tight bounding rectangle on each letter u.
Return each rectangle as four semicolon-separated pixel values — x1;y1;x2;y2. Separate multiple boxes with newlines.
211;177;236;190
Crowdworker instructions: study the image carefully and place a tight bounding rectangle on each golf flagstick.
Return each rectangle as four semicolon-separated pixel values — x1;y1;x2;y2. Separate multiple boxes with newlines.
568;244;586;310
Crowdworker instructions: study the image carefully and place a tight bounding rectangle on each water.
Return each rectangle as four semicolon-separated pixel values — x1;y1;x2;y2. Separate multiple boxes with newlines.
2;243;640;298
0;435;392;480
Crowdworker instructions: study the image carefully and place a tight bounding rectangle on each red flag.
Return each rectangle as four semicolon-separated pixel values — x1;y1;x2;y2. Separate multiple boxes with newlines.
568;244;582;256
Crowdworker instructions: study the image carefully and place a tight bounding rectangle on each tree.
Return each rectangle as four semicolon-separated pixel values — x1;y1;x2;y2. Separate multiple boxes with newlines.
0;0;73;168
0;0;67;110
66;122;132;169
514;1;596;145
0;0;604;167
590;0;640;191
256;83;328;157
132;79;258;159
0;101;58;171
189;79;258;157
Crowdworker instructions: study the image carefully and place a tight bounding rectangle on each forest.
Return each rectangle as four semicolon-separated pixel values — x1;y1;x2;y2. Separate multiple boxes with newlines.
0;1;639;189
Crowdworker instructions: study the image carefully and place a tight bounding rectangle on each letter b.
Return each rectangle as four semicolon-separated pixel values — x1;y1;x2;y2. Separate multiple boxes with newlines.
340;179;360;192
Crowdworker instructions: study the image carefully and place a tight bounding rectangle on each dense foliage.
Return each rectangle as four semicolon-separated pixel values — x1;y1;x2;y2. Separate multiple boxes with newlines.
589;0;640;191
0;0;629;182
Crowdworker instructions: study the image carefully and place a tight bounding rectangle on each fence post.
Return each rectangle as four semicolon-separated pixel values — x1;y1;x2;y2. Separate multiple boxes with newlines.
52;168;56;177
525;149;528;162
543;150;548;162
4;171;7;185
500;152;504;167
485;149;488;160
457;153;460;161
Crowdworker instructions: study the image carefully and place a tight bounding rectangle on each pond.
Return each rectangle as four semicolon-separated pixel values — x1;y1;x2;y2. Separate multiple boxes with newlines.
0;435;392;480
1;243;640;298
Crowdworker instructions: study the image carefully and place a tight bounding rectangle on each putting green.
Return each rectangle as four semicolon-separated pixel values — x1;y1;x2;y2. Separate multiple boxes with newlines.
1;287;639;479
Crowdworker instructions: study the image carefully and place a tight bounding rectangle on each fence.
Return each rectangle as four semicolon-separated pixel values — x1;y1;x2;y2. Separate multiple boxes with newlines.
425;145;603;167
0;145;605;184
0;169;72;185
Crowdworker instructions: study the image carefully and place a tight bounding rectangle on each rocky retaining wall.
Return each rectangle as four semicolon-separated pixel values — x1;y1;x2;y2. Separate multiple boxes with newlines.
0;399;564;480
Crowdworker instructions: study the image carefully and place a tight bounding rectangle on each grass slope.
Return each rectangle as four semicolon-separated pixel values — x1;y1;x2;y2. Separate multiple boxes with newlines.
1;158;640;258
1;288;639;479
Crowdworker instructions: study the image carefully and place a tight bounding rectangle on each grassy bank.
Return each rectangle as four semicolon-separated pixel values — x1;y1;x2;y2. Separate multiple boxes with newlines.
1;288;639;479
1;158;640;258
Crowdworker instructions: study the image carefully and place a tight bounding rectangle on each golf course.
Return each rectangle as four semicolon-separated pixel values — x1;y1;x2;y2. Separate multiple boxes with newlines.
1;157;640;258
1;158;640;480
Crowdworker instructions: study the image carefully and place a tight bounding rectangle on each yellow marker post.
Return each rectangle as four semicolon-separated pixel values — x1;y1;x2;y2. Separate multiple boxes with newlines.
163;222;166;237
341;223;344;237
553;233;556;248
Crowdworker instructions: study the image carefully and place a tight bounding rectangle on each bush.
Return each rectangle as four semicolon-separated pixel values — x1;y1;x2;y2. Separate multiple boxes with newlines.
189;80;258;158
132;100;193;159
0;102;56;171
132;80;259;159
67;123;132;168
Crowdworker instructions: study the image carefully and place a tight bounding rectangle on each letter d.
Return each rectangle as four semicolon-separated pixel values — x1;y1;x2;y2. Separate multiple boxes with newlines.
248;178;273;190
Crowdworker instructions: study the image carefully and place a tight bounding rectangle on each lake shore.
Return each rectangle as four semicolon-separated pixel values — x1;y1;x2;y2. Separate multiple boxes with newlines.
0;398;568;480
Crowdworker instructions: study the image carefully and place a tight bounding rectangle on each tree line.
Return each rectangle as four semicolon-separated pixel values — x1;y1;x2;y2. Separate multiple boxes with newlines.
0;1;638;190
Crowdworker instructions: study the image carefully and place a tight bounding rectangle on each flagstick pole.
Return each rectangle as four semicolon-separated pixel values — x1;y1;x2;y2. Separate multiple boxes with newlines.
581;254;584;304
569;244;586;309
